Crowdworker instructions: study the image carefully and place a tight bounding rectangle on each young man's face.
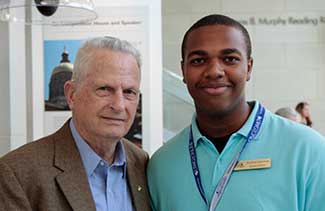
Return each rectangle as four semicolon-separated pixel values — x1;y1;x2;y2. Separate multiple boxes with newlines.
182;25;253;118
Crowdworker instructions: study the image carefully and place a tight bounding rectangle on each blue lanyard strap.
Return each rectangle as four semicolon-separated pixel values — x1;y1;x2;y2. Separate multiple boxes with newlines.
189;132;208;205
189;104;265;210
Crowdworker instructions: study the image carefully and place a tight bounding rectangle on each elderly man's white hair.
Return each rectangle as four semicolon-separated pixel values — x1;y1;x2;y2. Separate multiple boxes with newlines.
275;107;300;122
72;36;141;83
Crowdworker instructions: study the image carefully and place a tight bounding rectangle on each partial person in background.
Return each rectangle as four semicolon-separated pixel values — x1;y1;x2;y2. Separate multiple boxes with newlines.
275;107;300;122
296;101;313;127
0;36;151;211
147;14;325;211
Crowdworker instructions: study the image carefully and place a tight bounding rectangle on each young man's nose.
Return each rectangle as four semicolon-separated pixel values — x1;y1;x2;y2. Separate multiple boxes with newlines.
204;61;225;79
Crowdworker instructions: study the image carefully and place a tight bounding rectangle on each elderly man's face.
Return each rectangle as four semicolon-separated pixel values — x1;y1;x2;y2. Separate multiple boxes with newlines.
65;49;140;142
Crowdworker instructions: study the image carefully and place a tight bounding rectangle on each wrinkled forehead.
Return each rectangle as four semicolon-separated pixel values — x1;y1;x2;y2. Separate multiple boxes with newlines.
75;49;140;87
88;49;140;74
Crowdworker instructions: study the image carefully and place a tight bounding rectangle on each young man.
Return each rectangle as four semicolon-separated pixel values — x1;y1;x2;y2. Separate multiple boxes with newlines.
147;14;325;211
0;37;151;211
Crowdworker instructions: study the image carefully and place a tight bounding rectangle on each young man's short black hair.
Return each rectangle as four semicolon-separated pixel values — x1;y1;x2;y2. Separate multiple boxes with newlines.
181;14;252;60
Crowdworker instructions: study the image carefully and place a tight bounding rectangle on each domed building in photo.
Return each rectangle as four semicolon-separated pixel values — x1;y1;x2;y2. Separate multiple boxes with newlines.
45;47;73;111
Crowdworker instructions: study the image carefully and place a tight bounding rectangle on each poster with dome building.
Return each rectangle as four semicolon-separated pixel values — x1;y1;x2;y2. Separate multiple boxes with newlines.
44;40;81;111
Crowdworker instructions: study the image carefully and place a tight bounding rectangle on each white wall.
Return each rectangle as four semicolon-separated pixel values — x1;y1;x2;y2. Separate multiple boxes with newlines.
9;22;28;151
0;20;28;156
0;0;162;156
0;22;10;156
162;0;325;135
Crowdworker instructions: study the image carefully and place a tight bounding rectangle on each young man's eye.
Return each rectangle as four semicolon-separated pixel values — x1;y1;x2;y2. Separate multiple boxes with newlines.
224;56;240;63
190;58;205;65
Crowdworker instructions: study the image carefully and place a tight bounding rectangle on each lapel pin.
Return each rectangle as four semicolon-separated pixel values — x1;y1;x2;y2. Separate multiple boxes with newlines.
137;185;142;192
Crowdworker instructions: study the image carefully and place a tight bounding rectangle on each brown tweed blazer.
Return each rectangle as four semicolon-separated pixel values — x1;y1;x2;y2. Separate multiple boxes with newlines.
0;120;151;211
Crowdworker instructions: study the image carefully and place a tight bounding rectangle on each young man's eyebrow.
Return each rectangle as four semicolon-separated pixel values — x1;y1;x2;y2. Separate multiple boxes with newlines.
220;48;242;56
186;50;208;59
186;48;243;59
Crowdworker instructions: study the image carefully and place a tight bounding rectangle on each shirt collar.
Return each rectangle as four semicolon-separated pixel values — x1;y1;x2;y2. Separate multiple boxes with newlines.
190;101;261;147
190;114;205;148
70;119;127;178
236;101;261;138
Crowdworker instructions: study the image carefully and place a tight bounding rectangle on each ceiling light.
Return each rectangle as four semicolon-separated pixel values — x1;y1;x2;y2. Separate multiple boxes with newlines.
0;0;97;25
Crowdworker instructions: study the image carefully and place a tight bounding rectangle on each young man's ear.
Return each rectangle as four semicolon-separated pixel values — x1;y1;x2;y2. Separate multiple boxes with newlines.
181;60;186;84
246;57;254;81
64;80;75;110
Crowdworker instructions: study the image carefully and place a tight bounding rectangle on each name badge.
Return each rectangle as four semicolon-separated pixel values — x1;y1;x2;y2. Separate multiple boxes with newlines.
234;158;271;171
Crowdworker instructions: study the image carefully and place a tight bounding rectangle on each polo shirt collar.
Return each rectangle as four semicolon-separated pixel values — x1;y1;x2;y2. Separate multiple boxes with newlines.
190;114;205;148
236;101;261;138
190;101;261;147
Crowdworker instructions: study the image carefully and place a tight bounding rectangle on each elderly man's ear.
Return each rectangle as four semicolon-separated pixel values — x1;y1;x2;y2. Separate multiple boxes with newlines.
64;80;75;110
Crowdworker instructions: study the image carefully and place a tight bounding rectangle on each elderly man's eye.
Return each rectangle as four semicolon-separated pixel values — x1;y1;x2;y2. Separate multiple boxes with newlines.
124;89;139;100
96;86;110;97
98;86;109;91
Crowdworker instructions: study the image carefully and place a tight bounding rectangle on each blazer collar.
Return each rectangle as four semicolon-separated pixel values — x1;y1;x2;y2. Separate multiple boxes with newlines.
53;120;96;211
52;120;150;211
122;139;151;211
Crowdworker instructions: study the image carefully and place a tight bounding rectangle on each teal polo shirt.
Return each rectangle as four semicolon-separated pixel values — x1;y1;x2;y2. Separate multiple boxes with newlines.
147;101;325;211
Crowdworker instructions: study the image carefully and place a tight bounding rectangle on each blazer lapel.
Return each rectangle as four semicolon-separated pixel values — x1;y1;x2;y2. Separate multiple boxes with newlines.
123;140;151;211
53;121;96;211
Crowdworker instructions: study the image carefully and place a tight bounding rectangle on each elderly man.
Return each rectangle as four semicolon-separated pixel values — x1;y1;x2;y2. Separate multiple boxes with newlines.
147;14;325;211
275;107;301;122
0;37;151;211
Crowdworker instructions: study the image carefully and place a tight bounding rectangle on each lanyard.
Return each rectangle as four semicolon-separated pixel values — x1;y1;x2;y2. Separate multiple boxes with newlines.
189;104;265;211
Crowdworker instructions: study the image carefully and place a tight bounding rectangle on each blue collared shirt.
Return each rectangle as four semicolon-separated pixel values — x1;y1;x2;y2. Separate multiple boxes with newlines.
148;101;325;211
70;120;133;211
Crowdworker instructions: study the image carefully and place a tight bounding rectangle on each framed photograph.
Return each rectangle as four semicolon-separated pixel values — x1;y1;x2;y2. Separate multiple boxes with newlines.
44;40;81;111
42;6;150;148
